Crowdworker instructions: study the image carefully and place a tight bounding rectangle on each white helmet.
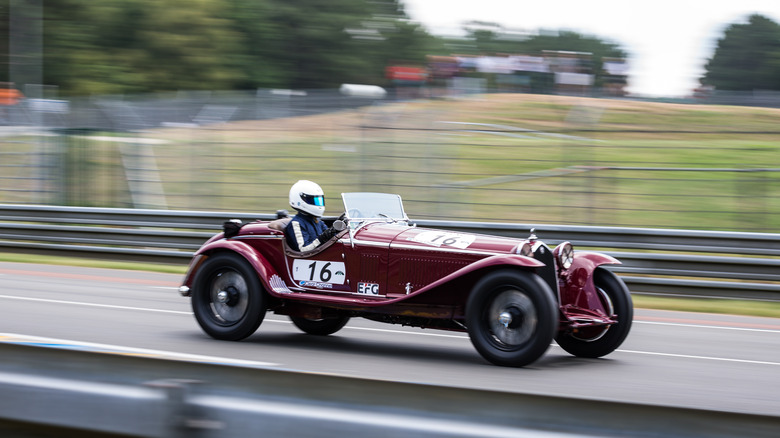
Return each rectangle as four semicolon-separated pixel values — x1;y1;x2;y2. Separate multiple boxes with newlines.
289;180;326;217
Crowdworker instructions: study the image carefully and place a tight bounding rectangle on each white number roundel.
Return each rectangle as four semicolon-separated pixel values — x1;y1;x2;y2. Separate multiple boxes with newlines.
411;231;475;249
292;260;346;285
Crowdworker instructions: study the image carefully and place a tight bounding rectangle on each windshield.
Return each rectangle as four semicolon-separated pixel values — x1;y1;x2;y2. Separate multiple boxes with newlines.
341;192;408;222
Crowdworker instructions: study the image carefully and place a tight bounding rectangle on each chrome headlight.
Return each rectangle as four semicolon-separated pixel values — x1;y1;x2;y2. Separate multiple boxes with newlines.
515;242;533;257
555;241;574;270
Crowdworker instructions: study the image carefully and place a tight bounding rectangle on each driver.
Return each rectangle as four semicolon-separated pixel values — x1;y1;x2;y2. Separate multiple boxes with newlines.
285;180;340;252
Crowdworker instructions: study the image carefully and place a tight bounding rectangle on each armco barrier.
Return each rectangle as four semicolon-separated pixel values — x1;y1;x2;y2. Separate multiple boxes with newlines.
1;337;778;438
1;204;779;300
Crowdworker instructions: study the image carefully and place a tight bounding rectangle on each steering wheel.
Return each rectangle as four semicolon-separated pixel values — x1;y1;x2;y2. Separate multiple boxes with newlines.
377;213;396;223
347;209;362;219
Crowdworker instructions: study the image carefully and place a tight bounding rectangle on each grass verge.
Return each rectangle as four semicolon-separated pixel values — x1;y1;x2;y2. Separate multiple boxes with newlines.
0;253;188;275
632;295;780;319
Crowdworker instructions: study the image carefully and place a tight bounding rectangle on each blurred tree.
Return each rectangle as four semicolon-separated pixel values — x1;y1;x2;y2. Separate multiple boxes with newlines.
259;0;374;88
44;0;243;95
33;0;626;95
246;0;434;88
522;30;625;58
447;23;625;58
220;0;288;89
0;0;8;82
703;14;780;91
362;1;442;84
461;21;516;54
39;0;437;94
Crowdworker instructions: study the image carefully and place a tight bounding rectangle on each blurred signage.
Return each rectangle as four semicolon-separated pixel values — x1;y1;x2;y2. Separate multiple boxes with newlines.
27;98;70;114
386;66;427;84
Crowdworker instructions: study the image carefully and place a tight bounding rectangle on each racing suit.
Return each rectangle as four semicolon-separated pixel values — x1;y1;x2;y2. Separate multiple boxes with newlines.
285;212;333;252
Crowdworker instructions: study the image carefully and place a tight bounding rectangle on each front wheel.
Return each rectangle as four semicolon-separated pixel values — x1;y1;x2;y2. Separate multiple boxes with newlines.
466;270;558;367
555;268;633;358
191;253;266;341
290;315;350;336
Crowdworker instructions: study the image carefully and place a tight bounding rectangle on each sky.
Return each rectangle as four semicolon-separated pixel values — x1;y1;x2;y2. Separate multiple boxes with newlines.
403;0;780;97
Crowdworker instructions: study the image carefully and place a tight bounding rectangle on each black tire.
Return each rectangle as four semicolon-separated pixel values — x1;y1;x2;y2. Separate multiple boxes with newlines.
466;270;558;367
290;315;350;336
191;252;266;341
555;268;633;358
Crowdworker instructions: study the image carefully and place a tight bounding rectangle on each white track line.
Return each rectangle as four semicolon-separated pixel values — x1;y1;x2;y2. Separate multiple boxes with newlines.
3;294;778;334
0;333;279;367
0;294;190;315
634;320;779;334
1;294;778;366
615;349;780;366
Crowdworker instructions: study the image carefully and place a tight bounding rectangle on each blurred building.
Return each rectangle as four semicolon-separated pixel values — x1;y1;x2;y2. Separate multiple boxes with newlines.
602;57;629;96
544;51;594;95
426;55;460;97
419;51;626;96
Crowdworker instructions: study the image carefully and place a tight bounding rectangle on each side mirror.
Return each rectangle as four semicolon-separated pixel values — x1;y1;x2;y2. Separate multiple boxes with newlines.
332;219;347;231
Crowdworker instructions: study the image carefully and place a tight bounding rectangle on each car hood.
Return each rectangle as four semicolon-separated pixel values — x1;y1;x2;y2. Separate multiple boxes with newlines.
355;222;522;254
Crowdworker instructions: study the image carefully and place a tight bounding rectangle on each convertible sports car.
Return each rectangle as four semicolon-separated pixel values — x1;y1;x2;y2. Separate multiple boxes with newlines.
180;192;633;367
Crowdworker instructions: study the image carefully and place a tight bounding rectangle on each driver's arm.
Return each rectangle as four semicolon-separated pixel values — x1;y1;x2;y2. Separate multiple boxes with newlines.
287;220;323;252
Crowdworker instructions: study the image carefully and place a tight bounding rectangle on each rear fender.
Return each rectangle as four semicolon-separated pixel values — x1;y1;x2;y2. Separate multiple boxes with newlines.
183;239;281;297
558;251;621;314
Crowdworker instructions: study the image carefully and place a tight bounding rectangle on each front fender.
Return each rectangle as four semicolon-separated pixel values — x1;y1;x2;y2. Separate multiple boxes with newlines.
181;239;280;296
396;254;545;307
405;253;545;297
558;251;621;311
573;251;621;268
461;253;546;272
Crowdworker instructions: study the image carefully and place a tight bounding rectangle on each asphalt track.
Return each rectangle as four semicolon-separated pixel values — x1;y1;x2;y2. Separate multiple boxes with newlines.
1;261;779;417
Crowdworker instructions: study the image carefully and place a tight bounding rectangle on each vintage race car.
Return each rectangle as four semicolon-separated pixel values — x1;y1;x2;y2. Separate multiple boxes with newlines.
180;192;633;367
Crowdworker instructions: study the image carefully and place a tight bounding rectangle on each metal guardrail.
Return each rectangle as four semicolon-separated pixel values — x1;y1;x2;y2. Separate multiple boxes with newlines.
0;204;265;264
1;337;778;438
1;204;779;300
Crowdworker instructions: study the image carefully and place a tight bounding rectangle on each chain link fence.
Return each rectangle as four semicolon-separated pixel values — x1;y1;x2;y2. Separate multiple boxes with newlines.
1;88;779;232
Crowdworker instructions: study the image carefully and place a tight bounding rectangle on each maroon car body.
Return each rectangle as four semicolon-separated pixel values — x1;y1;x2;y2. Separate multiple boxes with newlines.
180;192;633;367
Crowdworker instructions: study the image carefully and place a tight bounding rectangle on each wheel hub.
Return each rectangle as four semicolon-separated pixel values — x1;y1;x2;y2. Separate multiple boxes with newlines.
498;308;524;329
488;289;537;347
498;312;512;328
216;286;240;306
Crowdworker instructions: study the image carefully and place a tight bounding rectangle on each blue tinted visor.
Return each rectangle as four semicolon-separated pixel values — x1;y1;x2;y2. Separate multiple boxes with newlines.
301;193;324;207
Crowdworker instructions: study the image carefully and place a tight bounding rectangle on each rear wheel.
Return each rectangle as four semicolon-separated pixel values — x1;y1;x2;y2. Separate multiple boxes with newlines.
191;253;266;341
466;270;558;367
556;268;633;358
290;315;350;336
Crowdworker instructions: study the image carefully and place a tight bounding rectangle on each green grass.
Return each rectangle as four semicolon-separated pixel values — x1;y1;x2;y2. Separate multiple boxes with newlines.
3;94;779;230
633;295;780;319
0;253;188;275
